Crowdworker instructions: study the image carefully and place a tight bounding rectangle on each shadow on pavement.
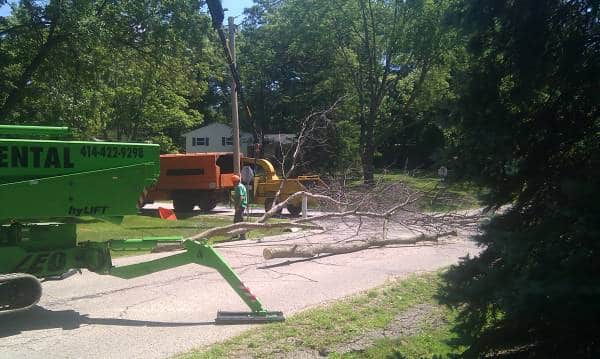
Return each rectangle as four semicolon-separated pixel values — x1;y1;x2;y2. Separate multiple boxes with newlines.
0;306;214;337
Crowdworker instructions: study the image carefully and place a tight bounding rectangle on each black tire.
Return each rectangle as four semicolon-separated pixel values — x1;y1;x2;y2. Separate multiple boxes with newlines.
286;203;302;216
264;198;282;214
198;198;217;212
0;274;42;312
173;197;195;213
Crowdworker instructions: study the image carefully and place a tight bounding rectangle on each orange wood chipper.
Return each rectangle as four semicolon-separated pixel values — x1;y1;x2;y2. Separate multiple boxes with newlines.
144;153;326;215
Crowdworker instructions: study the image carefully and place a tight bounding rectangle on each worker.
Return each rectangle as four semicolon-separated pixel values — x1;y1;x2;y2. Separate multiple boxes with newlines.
241;165;254;197
241;165;254;185
231;174;247;240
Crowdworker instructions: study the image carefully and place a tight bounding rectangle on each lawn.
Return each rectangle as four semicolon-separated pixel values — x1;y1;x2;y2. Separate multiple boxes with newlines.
74;211;288;257
350;171;486;212
176;272;464;359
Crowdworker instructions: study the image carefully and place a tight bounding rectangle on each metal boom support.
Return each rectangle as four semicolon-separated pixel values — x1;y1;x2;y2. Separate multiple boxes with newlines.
108;238;283;323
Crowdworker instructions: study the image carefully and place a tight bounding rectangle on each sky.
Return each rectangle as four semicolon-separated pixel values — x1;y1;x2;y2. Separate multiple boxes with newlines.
0;0;255;20
223;0;255;21
0;2;12;17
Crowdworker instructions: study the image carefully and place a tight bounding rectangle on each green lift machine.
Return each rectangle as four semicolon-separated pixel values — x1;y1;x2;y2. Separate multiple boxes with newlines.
0;125;284;324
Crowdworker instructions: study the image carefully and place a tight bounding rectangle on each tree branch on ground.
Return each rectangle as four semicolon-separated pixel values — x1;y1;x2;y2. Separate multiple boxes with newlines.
154;176;482;262
258;190;348;223
263;230;458;259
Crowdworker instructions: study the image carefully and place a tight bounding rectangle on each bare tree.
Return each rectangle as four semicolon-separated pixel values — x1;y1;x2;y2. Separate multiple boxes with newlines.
262;98;343;217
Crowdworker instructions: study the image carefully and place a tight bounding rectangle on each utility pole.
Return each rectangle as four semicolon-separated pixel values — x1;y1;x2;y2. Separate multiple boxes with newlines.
229;16;241;175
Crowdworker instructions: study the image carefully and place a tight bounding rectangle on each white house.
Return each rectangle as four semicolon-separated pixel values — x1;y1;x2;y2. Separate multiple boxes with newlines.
263;133;296;145
182;123;254;154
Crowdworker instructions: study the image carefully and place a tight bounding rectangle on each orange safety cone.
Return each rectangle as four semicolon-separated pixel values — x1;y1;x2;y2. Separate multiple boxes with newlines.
158;207;177;221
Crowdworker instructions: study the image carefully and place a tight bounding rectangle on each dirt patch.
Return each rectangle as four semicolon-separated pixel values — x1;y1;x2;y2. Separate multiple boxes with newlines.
329;303;444;356
280;303;445;358
384;303;446;337
282;349;322;358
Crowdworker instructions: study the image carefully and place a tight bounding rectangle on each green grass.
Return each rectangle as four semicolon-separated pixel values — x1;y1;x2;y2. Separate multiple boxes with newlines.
334;311;464;358
351;171;485;212
76;215;230;242
176;272;464;359
75;213;288;257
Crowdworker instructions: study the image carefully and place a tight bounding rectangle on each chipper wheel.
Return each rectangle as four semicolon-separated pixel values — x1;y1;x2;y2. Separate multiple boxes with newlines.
286;203;302;216
264;198;282;215
173;197;195;213
198;197;218;212
0;273;43;313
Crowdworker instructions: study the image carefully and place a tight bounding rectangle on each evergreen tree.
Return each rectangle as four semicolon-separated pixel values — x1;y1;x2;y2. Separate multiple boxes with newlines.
440;1;600;357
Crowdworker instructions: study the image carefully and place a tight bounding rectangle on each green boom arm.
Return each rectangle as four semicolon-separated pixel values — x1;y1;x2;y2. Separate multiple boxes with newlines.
0;227;283;323
109;239;265;314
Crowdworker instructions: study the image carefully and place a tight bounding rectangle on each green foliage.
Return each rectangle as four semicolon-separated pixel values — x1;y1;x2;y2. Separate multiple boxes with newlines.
0;0;217;150
440;0;600;357
1;0;463;164
239;0;352;170
239;0;460;176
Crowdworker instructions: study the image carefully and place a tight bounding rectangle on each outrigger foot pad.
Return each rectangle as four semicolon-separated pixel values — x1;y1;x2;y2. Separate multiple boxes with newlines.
215;310;285;325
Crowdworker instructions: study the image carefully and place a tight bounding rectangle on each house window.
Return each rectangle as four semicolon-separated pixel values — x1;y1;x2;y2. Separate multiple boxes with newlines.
193;137;209;146
221;136;233;146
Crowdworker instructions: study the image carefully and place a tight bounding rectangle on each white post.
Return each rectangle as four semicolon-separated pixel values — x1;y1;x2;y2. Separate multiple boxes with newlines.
302;194;308;219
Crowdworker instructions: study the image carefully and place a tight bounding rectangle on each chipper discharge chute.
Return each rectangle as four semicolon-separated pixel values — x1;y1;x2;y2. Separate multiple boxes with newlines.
0;125;283;324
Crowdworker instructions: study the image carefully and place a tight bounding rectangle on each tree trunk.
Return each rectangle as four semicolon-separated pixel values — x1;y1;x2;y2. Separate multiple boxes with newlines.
361;105;377;185
361;140;375;185
263;231;457;259
0;31;64;119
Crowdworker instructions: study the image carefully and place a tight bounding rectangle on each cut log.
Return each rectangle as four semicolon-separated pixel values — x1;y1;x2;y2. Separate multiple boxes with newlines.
263;230;457;259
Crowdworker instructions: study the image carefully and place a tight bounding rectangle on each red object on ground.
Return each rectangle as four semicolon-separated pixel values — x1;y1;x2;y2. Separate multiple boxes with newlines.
158;207;177;221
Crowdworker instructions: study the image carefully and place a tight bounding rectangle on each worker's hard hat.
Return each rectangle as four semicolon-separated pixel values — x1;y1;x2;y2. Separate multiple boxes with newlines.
232;174;240;183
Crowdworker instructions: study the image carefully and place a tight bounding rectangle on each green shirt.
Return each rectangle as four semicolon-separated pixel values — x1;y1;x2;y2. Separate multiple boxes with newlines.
233;183;248;209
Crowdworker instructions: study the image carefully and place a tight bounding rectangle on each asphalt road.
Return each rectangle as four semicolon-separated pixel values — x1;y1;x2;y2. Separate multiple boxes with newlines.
0;217;480;359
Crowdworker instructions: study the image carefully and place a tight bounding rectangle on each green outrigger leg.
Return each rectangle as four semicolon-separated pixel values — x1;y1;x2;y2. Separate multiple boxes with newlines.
109;238;284;324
